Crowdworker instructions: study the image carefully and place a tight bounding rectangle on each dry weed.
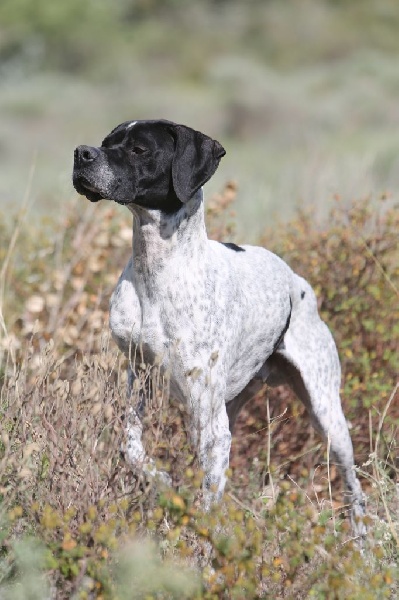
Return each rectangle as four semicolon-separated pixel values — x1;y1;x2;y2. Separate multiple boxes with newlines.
0;187;398;598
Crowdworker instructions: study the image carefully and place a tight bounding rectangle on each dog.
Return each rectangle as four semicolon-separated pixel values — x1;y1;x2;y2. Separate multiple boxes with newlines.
73;119;366;535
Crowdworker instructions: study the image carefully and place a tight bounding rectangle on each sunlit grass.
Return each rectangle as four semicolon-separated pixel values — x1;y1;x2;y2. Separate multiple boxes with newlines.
0;188;398;597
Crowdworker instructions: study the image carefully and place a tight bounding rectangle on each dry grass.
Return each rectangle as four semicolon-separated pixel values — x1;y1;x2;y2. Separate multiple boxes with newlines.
0;187;398;598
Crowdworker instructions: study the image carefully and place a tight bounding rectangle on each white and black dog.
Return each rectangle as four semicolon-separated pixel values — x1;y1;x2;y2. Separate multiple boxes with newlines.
73;119;365;535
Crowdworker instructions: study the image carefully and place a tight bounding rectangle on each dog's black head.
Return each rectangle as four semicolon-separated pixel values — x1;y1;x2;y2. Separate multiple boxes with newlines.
73;119;225;212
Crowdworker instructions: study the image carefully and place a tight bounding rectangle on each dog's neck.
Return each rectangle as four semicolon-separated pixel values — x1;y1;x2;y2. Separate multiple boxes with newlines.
128;189;208;277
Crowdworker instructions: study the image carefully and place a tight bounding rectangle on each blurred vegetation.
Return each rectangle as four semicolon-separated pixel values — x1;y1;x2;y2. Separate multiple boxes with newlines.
2;0;399;77
2;0;399;233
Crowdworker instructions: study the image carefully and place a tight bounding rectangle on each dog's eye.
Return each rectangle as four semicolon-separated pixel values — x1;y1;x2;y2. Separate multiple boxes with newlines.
131;146;146;155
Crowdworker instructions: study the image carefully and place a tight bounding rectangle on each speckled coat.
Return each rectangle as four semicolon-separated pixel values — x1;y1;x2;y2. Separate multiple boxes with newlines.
73;119;365;536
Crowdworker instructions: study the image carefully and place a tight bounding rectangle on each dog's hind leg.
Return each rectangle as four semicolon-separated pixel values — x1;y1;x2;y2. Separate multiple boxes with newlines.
264;281;366;537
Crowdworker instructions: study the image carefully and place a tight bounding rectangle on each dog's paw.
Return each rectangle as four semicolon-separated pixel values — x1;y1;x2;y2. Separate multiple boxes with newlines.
155;470;173;488
350;498;367;543
143;460;172;488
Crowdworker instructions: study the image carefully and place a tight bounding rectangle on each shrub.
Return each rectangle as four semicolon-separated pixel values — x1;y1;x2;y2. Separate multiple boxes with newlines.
0;190;398;597
260;195;399;450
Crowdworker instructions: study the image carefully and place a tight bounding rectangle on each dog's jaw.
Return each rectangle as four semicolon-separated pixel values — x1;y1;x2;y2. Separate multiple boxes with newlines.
72;175;104;202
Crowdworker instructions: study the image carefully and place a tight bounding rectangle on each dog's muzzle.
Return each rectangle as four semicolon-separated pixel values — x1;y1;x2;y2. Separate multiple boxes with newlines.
73;145;104;202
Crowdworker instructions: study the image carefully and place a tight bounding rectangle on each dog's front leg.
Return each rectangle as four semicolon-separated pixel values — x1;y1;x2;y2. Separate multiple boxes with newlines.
188;387;232;511
124;365;171;486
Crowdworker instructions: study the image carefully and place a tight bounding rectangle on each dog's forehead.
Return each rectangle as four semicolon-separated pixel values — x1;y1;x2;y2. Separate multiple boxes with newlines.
102;119;176;147
101;121;137;146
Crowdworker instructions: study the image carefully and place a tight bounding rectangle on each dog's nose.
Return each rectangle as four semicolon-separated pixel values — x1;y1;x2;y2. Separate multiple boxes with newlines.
74;145;99;167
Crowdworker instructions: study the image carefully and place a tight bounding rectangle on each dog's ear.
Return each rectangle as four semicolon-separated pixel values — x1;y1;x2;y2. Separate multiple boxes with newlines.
168;124;226;203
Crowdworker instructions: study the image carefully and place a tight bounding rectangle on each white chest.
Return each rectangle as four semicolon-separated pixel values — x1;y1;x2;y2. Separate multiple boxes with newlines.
109;273;142;354
109;258;172;363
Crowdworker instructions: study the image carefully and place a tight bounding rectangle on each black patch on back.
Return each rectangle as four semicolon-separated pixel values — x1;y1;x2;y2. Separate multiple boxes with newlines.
273;298;292;353
222;242;245;252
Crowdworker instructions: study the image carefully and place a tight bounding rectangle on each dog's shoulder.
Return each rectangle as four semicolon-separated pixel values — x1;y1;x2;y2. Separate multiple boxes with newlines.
109;256;143;352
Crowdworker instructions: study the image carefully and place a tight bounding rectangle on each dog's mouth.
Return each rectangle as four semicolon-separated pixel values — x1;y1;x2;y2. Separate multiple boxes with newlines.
73;174;104;203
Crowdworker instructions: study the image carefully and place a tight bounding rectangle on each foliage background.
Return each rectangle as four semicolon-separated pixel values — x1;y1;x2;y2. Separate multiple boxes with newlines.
2;0;399;234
